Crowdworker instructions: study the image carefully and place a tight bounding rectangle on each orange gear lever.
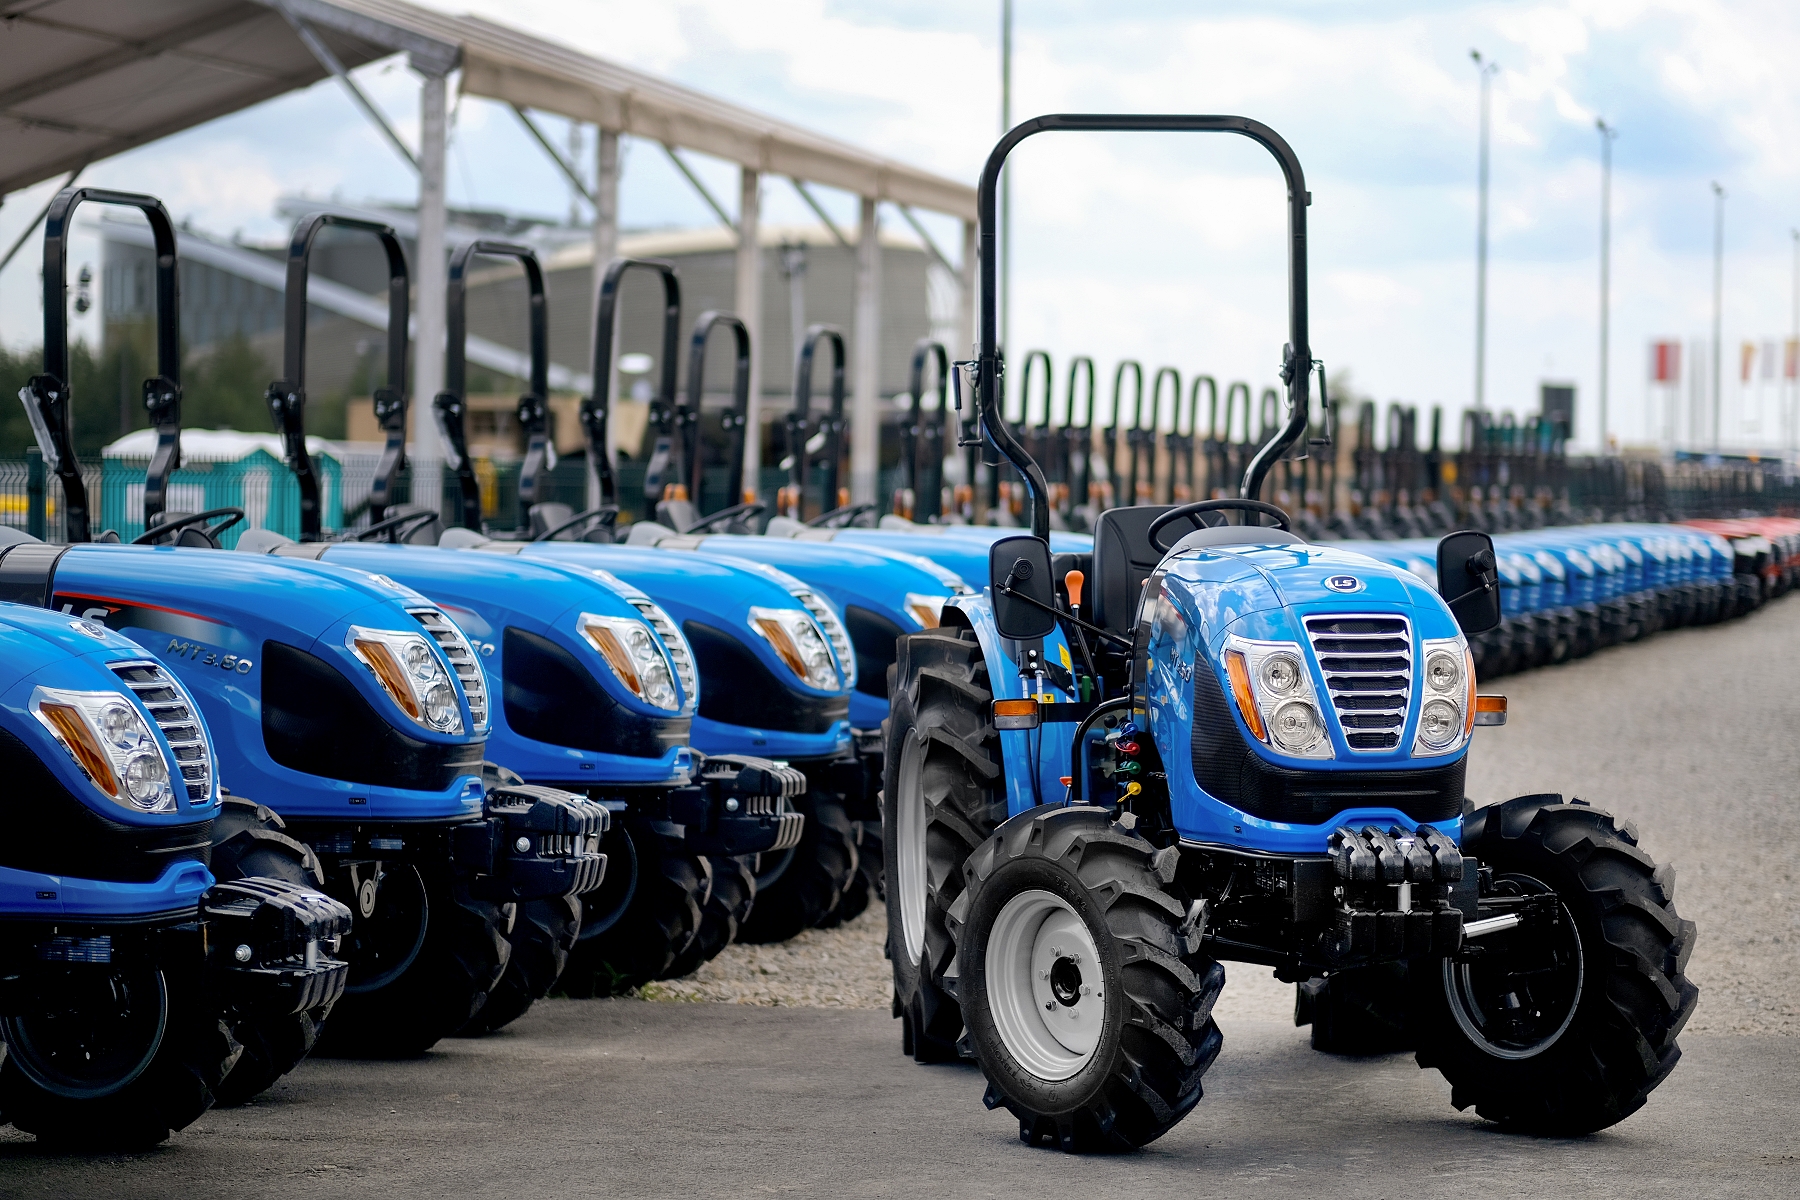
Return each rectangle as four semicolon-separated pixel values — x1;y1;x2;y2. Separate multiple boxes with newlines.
1064;569;1085;610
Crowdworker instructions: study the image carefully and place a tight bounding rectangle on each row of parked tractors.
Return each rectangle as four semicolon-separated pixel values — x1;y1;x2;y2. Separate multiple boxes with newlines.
0;132;1761;1152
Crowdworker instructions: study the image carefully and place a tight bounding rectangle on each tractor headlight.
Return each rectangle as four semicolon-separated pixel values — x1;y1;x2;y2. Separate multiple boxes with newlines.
904;592;947;629
1221;637;1331;759
793;591;857;689
749;607;841;691
579;613;681;711
1424;649;1462;694
31;687;176;813
1412;636;1471;756
346;626;465;735
1270;700;1322;753
1418;699;1460;749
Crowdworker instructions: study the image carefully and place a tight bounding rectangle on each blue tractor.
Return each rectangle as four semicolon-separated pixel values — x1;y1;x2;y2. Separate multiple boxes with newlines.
0;592;351;1146
419;255;863;944
246;220;804;1000
883;116;1696;1151
16;188;606;1070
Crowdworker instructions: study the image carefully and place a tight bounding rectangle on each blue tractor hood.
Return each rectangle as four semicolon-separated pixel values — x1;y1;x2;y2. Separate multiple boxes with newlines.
238;537;700;788
0;600;220;919
440;532;854;762
1160;540;1446;627
11;541;491;822
622;522;967;728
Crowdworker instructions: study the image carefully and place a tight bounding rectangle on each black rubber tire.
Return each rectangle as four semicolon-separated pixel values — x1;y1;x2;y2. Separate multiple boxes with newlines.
662;856;756;979
207;796;335;1104
1412;794;1699;1134
883;626;1004;1063
313;856;513;1058
559;810;709;996
736;791;857;944
0;962;239;1149
952;805;1225;1153
842;820;886;925
453;895;582;1034
1296;963;1413;1055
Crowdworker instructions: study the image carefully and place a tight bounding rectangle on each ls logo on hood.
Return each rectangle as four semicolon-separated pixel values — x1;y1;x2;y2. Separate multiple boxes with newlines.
1324;575;1364;593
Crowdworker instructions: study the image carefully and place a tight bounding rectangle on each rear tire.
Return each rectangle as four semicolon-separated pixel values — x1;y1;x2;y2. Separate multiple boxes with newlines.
884;626;1005;1063
661;856;756;979
953;806;1225;1153
453;895;582;1034
207;796;335;1103
0;961;238;1149
559;810;709;995
1412;794;1699;1134
736;791;857;943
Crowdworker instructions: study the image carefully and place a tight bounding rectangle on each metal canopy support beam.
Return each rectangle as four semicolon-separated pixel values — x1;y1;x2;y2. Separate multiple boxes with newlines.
511;104;594;203
280;5;419;172
736;168;764;494
790;179;852;251
413;61;449;456
851;195;881;505
663;144;738;237
894;203;955;277
590;127;621;504
958;219;977;357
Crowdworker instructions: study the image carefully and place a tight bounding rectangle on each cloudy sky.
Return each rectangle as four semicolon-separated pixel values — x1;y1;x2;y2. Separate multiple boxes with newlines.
3;0;1798;453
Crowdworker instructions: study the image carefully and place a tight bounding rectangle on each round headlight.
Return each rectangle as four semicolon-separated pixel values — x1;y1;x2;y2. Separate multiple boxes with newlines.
1260;653;1303;696
1270;701;1321;752
1425;650;1462;694
99;702;144;750
121;751;169;808
403;639;436;679
423;681;459;730
1419;699;1460;749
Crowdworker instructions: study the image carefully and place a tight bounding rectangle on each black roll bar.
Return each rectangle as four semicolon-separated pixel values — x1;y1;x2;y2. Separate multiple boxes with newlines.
788;325;846;519
434;239;548;531
976;115;1312;538
1065;355;1097;510
1147;366;1181;504
1189;374;1218;497
269;212;410;540
1105;360;1141;510
586;257;682;508
27;187;181;543
683;311;753;508
908;339;950;520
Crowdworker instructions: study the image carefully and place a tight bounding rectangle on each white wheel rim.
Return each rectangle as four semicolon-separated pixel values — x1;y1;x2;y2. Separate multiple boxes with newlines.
896;731;928;965
986;888;1105;1081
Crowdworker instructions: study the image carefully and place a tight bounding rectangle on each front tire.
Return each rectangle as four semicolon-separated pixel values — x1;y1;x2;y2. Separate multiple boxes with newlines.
661;856;756;979
453;895;582;1034
952;806;1224;1153
736;791;857;943
884;626;1003;1062
1413;794;1699;1134
207;796;335;1103
559;810;709;995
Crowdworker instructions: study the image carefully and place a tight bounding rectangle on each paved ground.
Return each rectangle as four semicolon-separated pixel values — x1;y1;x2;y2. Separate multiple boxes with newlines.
1;1004;1794;1199
4;592;1797;1196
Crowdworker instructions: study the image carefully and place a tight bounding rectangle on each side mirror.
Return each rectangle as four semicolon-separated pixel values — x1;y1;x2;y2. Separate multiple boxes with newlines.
1436;529;1502;636
990;534;1058;641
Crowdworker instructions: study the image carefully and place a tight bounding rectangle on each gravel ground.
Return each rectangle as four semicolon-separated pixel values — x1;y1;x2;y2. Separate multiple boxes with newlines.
645;592;1800;1035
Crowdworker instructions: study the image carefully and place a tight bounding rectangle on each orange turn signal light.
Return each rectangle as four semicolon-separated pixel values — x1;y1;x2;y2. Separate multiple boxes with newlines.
1473;695;1507;727
352;638;421;719
992;698;1041;730
1223;649;1267;742
38;702;119;797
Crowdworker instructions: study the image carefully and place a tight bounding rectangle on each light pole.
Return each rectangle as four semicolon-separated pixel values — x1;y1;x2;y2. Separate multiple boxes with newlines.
1471;50;1499;417
1711;181;1725;454
1596;118;1617;453
1000;0;1013;358
1790;229;1798;456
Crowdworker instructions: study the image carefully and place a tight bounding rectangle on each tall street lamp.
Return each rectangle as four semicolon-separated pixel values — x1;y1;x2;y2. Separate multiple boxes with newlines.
1596;118;1617;454
1711;181;1725;454
1471;50;1499;418
1790;229;1798;456
1000;0;1013;357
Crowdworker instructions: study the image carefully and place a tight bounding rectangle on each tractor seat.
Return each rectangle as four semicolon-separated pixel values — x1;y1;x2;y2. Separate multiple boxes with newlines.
527;502;576;539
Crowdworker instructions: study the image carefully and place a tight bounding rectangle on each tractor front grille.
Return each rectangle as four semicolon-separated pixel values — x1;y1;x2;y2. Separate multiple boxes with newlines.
111;661;213;802
412;608;489;732
629;599;699;713
1306;615;1412;752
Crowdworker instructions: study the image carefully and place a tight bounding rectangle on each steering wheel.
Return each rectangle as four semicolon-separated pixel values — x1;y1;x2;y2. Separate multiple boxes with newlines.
807;503;877;529
687;501;766;534
1147;499;1291;552
532;506;618;543
352;509;442;544
132;507;244;547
